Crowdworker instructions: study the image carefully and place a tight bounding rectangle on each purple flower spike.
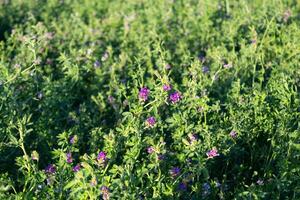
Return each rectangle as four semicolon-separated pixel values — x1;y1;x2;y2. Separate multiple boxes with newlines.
178;182;187;191
146;116;156;127
169;167;180;177
230;130;237;138
73;164;81;172
163;84;172;91
206;147;219;159
188;133;198;144
94;60;101;68
69;135;77;144
66;152;73;163
147;146;155;154
97;151;107;164
169;91;181;104
101;186;110;200
45;164;56;174
139;87;150;101
202;66;210;74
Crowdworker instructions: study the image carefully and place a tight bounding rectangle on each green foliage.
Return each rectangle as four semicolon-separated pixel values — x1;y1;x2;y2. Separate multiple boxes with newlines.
0;0;300;199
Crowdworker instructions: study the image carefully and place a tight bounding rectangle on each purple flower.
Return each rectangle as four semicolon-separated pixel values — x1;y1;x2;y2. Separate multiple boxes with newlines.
97;151;107;163
257;179;264;185
169;91;181;104
94;60;101;68
223;63;232;69
69;135;77;144
202;66;210;74
178;182;187;191
147;146;155;154
198;54;206;62
139;87;150;101
229;130;237;138
165;63;171;70
45;164;56;174
163;84;172;91
73;164;81;172
169;167;180;177
206;147;219;159
66;152;73;163
146;116;156;127
101;186;110;200
188;133;198;144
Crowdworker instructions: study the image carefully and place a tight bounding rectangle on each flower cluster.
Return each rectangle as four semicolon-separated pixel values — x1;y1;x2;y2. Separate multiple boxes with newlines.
169;91;181;104
169;167;181;177
66;152;73;163
139;87;150;101
45;164;56;174
206;147;219;159
146;116;156;127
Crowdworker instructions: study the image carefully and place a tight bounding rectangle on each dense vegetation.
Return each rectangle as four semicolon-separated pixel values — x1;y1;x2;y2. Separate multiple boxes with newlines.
0;0;300;199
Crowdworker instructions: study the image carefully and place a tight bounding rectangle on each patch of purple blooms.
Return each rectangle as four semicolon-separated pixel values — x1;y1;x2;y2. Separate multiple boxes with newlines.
178;182;187;191
188;133;198;144
66;152;73;163
163;84;172;91
206;147;219;159
169;167;180;177
230;130;237;138
139;87;150;101
101;186;110;200
169;91;181;104
94;60;100;68
69;135;77;144
147;146;155;154
202;66;210;74
45;164;56;174
72;164;81;172
97;151;107;164
146;116;156;127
